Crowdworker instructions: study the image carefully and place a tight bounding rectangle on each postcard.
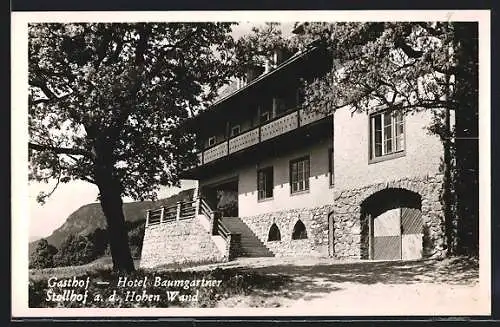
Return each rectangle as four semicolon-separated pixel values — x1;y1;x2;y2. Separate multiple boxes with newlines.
12;10;491;318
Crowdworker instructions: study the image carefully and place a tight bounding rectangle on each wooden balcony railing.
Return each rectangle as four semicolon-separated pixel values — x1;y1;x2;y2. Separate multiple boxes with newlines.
260;111;298;141
195;107;331;166
228;127;259;154
299;108;328;126
203;141;228;163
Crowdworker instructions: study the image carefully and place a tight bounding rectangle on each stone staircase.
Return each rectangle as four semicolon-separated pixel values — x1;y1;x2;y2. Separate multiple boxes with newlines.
221;217;274;258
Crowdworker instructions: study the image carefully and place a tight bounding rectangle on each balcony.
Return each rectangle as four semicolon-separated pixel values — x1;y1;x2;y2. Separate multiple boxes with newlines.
196;107;330;166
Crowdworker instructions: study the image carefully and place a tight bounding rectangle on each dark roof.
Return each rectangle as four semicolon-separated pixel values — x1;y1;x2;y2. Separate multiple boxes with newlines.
180;40;325;130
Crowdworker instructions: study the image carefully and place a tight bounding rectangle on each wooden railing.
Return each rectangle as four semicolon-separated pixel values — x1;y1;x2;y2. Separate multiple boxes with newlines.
216;218;231;241
228;127;259;154
146;195;236;248
199;197;213;219
260;111;298;141
196;107;331;166
146;200;196;226
197;196;233;243
179;200;196;220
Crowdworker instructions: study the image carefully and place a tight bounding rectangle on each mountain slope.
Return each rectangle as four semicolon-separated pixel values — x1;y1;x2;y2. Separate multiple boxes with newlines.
29;188;194;252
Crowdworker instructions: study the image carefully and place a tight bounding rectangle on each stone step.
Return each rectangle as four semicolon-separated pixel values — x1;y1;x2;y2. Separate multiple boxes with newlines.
221;216;274;258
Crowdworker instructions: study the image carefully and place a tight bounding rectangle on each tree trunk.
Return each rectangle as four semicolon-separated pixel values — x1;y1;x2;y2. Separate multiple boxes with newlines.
93;139;135;272
96;177;135;272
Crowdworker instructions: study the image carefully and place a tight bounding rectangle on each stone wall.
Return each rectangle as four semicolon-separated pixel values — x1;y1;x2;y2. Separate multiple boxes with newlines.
241;205;333;257
140;218;226;269
332;173;446;259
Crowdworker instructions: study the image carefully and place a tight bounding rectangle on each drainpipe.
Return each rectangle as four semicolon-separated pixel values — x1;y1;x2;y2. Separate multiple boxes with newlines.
443;72;453;256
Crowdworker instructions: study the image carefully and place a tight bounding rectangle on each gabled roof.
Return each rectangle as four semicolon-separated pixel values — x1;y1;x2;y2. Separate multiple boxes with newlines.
209;42;319;109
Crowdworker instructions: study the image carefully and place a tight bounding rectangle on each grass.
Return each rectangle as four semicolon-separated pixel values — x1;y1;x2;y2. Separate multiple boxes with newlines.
29;265;289;308
29;256;141;282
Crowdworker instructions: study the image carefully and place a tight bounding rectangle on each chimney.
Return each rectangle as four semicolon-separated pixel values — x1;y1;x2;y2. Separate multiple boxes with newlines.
245;64;264;83
264;58;271;73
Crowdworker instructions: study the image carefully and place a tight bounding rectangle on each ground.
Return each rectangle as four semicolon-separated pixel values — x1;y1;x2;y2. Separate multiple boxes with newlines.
185;256;486;315
28;255;488;315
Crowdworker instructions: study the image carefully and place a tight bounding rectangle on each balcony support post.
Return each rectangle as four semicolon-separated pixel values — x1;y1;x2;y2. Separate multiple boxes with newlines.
195;196;200;217
176;201;181;221
160;207;165;224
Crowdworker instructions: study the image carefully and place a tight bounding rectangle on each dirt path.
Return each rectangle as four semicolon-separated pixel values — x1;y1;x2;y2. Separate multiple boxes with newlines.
186;256;488;315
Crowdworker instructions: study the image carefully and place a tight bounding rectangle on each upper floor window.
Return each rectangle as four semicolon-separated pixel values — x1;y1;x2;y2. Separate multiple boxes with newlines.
230;125;240;137
208;136;216;146
257;167;274;200
370;110;405;160
290;156;310;193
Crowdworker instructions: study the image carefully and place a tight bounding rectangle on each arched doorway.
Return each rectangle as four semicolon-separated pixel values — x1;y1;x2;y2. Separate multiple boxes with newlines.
361;188;423;260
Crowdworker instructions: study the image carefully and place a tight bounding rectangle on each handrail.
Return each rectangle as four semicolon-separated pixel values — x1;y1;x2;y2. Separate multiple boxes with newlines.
199;197;214;220
216;219;231;241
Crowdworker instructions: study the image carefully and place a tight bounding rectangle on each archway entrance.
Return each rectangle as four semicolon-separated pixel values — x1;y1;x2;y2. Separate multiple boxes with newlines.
361;188;423;260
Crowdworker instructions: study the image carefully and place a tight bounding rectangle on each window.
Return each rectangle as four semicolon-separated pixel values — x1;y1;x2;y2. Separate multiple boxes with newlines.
328;148;334;185
290;156;310;193
267;223;281;241
370;111;405;159
260;111;270;123
208;136;216;146
292;220;308;240
230;125;240;137
257;167;273;200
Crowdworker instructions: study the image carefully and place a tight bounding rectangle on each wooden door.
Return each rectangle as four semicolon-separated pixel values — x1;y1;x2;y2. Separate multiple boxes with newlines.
373;208;401;260
401;208;423;260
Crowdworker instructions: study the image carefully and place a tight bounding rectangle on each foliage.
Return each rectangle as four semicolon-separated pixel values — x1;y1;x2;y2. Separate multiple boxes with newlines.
233;22;296;77
29;23;235;201
28;23;237;270
53;234;96;266
29;238;58;269
33;221;145;269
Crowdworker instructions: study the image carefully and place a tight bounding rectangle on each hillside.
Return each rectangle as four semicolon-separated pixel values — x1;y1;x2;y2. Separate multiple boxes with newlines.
29;188;194;253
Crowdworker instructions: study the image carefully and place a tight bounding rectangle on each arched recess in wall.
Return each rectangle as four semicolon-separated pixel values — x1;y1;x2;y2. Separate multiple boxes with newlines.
267;223;281;241
360;187;423;261
292;220;308;240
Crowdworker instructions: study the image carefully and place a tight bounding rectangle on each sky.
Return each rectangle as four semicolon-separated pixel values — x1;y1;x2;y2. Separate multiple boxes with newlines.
28;22;296;240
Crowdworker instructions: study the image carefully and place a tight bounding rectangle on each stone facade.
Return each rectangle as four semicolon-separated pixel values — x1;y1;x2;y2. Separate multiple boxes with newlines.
140;218;226;269
235;173;446;260
240;205;334;257
332;173;446;259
